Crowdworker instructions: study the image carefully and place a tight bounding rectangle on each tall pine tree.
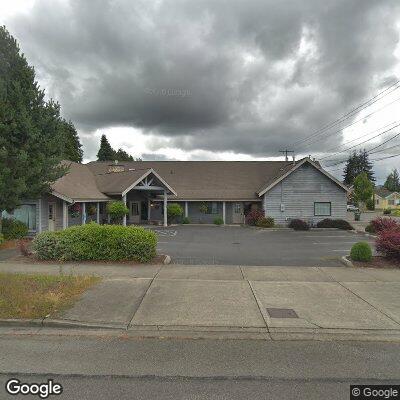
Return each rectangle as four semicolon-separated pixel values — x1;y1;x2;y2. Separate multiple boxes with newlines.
60;119;83;162
384;169;400;192
343;150;375;186
96;134;115;161
0;26;66;229
115;148;134;161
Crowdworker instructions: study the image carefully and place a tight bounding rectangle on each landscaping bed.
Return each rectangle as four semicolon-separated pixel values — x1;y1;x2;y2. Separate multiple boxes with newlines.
0;272;100;319
351;256;400;269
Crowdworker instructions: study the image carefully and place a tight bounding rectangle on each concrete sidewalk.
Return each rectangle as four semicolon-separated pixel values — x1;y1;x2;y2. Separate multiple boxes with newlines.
1;262;400;341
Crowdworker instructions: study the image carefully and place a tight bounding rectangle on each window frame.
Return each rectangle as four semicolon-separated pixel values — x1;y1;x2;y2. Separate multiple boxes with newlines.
314;202;331;217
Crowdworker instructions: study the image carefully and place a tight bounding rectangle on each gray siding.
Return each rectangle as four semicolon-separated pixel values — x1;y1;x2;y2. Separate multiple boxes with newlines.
264;163;347;225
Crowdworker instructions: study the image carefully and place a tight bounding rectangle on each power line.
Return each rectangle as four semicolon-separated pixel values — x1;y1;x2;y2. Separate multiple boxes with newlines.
322;131;400;168
320;122;400;161
291;80;400;149
315;121;397;156
297;95;400;151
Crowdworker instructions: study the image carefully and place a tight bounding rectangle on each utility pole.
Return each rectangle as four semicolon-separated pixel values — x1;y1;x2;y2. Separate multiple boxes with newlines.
279;150;294;161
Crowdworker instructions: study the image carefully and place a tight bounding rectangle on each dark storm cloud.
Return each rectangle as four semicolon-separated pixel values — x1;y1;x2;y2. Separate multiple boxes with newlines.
7;0;400;157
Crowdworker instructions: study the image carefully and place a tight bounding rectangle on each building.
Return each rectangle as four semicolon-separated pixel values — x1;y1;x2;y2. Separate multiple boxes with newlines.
2;157;349;232
374;187;400;210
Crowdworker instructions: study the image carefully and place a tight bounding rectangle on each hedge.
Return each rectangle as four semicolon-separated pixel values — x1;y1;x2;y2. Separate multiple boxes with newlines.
370;217;399;234
350;242;372;262
288;219;310;231
0;233;4;245
1;218;28;239
33;223;157;262
256;217;275;228
213;217;224;225
245;209;264;226
316;219;353;230
376;230;400;260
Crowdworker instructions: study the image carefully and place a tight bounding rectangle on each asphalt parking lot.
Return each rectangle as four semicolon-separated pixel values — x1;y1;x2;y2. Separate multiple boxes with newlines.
151;226;375;267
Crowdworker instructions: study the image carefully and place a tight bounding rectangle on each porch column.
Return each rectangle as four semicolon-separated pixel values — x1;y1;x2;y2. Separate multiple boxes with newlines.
96;202;100;224
185;201;188;218
163;190;168;227
38;198;42;233
122;194;127;226
82;202;86;225
148;199;151;221
62;200;68;230
222;201;226;225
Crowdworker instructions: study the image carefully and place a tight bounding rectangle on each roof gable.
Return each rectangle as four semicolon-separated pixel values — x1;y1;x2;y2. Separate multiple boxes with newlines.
257;158;349;196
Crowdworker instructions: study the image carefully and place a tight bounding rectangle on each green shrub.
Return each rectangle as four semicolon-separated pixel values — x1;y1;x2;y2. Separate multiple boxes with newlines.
256;217;275;228
106;201;129;223
1;218;28;239
213;217;224;225
167;203;183;223
365;198;375;211
316;219;354;230
383;208;392;215
33;231;63;260
392;210;400;217
182;217;190;224
365;223;376;234
0;233;4;245
350;242;372;262
33;223;157;262
288;219;310;231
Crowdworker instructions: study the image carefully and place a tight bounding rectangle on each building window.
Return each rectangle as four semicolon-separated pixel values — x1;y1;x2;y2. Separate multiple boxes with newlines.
314;202;331;216
388;199;395;206
211;202;218;214
376;199;379;205
2;204;37;231
130;202;139;215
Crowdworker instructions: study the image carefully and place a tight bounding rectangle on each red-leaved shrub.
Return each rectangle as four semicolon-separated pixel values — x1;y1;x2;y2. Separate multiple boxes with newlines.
376;230;400;259
245;209;264;226
370;217;400;233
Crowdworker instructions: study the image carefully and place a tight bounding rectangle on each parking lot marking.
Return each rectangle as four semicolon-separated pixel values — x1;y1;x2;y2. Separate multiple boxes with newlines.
313;242;364;244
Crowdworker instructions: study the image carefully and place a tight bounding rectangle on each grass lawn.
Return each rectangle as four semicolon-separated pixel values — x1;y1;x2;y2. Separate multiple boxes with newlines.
0;273;100;319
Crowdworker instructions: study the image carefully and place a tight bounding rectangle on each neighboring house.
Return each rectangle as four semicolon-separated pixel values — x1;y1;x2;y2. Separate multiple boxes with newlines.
3;157;349;232
374;187;400;210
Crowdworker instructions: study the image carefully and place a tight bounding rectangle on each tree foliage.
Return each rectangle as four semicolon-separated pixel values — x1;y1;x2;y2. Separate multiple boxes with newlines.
0;26;67;216
384;169;400;192
97;134;115;161
343;150;375;186
60;119;83;162
96;134;140;161
353;172;374;206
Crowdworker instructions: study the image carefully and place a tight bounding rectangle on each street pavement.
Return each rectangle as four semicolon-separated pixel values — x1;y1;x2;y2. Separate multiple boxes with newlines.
1;334;400;399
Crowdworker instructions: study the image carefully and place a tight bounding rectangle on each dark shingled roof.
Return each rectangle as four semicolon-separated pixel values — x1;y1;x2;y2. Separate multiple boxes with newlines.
51;159;344;202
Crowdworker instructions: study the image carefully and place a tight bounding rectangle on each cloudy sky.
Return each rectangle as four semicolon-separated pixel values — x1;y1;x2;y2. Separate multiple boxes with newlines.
1;0;400;183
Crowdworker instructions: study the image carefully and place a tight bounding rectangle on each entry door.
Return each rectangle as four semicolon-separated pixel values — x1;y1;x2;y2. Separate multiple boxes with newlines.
48;203;56;231
129;201;141;224
232;202;244;224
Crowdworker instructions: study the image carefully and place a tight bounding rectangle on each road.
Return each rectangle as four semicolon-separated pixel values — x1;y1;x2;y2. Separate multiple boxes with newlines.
151;226;375;266
1;332;399;399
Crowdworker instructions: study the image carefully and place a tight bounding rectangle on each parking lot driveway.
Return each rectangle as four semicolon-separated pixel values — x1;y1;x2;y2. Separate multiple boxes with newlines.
152;226;375;267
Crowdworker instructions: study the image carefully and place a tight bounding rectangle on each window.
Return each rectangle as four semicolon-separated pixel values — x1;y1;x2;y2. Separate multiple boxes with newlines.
2;204;37;231
388;199;395;206
314;202;331;216
376;199;379;205
203;202;219;214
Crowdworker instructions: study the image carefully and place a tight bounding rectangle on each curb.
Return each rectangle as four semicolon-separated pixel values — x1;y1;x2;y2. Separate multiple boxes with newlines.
1;322;400;342
341;255;354;268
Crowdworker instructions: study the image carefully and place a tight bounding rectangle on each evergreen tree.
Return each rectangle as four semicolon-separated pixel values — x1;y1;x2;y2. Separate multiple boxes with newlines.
343;150;375;186
60;119;83;162
97;134;115;161
0;26;66;229
115;148;134;161
384;169;400;192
